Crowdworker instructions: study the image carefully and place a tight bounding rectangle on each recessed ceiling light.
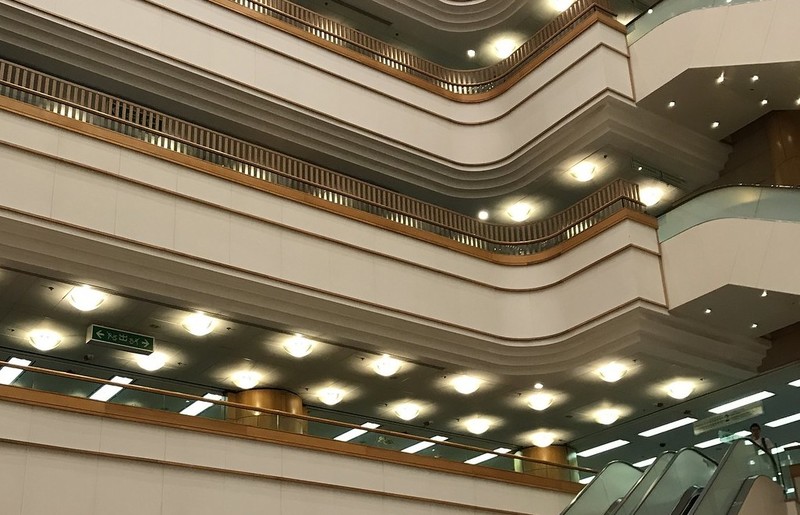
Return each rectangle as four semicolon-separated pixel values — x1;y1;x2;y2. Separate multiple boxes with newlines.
576;439;629;457
534;382;544;389
796;97;800;106
89;376;133;402
637;166;643;171
760;99;768;106
708;391;774;414
595;408;620;425
493;39;516;59
789;379;800;387
527;392;554;411
569;162;595;182
506;202;532;222
750;323;759;329
633;457;656;468
531;432;555;448
334;422;380;442
135;351;167;372
598;362;627;382
67;286;106;312
761;290;768;297
0;357;32;385
465;417;491;434
695;431;751;448
638;417;697;437
318;387;345;406
477;210;489;221
28;329;62;351
180;393;224;416
751;75;759;82
640;186;665;207
283;334;313;358
716;72;725;84
667;101;676;108
466;49;476;58
647;8;653;14
667;380;695;400
373;354;402;377
182;312;215;336
394;402;421;421
711;121;720;129
464;447;512;465
452;375;482;395
401;435;448;454
766;412;800;428
704;308;712;314
231;370;261;390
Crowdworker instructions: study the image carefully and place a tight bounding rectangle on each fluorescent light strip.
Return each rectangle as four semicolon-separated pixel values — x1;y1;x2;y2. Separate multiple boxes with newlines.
334;422;380;442
782;442;800;449
577;440;630;458
464;447;512;465
788;379;800;387
695;431;750;449
579;476;595;484
180;393;224;416
401;435;448;454
633;457;656;468
766;412;800;428
0;357;32;385
708;391;773;414
639;417;697;437
89;376;133;402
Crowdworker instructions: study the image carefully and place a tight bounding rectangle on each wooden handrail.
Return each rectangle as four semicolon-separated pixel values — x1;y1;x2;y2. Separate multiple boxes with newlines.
0;360;596;474
214;0;615;95
0;59;644;255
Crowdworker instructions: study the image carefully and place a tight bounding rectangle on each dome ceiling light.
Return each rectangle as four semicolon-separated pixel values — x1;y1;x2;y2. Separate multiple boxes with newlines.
639;187;664;207
182;312;215;336
666;380;695;400
67;285;106;312
283;334;314;358
551;0;575;11
531;432;555;448
477;210;489;221
231;370;261;390
569;162;595;182
29;329;62;351
318;387;345;406
465;417;491;435
373;355;402;377
594;408;620;425
506;202;532;222
136;351;167;372
597;362;627;382
527;392;554;411
493;38;516;59
394;402;421;421
452;375;482;395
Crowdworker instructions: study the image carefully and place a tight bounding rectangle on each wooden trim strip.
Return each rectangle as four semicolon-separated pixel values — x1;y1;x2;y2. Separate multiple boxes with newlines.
0;386;584;496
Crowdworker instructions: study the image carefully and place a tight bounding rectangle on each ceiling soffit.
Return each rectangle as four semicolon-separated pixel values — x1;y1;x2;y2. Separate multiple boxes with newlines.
360;0;528;32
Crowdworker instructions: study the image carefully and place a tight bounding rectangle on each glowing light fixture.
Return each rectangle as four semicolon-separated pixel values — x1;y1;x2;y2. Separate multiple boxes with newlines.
452;375;482;395
633;457;656;468
29;329;62;351
465;417;491;435
318;387;345;406
704;308;712;314
89;376;133;402
761;290;768;297
551;0;575;11
402;435;448;454
577;439;629;457
136;352;167;372
695;431;750;449
750;75;759;82
569;162;595;182
667;381;695;400
394;402;421;421
716;72;725;84
595;409;620;425
761;99;768;106
579;476;595;484
477;210;489;221
464;447;512;465
182;312;215;336
534;382;544;389
711;121;720;129
751;323;759;329
639;417;697;437
640;187;664;207
283;334;313;358
334;422;380;442
507;202;532;222
598;362;627;382
527;392;554;411
373;354;402;377
667;101;676;108
493;39;516;59
466;49;476;58
708;391;774;414
0;357;32;385
766;412;800;428
181;393;224;416
67;286;106;312
231;370;261;390
531;432;555;448
789;379;800;387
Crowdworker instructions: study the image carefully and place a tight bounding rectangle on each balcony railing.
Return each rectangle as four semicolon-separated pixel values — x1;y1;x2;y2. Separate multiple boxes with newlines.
214;0;615;97
0;360;595;488
0;59;645;257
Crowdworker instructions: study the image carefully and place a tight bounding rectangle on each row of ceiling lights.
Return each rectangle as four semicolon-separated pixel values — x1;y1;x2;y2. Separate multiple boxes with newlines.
24;285;701;447
476;163;666;222
703;289;769;329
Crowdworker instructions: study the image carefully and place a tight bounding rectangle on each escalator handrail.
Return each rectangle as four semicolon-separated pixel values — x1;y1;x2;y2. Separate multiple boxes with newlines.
560;460;643;515
606;450;678;515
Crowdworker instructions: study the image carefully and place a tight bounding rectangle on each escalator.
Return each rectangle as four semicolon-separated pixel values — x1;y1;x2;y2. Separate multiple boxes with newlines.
560;461;642;515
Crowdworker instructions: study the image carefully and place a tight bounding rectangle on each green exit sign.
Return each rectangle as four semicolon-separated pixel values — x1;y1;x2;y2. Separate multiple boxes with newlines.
86;324;154;355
